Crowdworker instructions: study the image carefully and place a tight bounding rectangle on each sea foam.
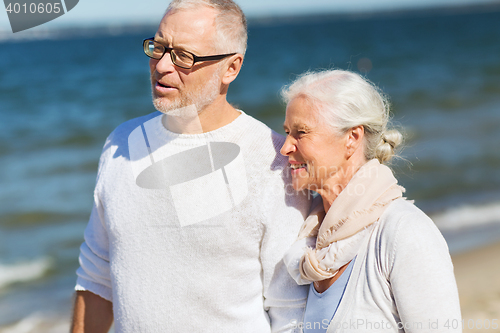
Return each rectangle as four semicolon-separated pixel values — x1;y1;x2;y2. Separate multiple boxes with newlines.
0;312;69;333
0;258;52;290
431;201;500;231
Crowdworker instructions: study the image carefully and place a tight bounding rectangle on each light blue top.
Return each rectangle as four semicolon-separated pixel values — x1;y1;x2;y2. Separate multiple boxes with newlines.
302;258;356;333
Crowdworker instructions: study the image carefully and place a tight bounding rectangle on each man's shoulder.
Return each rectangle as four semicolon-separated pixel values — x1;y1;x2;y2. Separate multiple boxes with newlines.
106;111;161;144
96;111;161;167
239;111;284;139
237;111;287;167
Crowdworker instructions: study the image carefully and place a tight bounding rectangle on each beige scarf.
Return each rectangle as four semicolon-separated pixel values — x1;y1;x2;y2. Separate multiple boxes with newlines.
297;159;405;282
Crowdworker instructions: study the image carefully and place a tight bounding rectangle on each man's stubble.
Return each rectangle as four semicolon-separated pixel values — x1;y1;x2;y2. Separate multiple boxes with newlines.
152;68;222;116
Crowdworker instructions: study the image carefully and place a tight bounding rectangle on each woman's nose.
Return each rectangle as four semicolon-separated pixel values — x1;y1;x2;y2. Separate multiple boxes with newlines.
280;135;296;156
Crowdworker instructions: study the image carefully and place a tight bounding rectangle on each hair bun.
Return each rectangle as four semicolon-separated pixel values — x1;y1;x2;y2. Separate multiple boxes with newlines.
375;129;403;163
383;130;403;149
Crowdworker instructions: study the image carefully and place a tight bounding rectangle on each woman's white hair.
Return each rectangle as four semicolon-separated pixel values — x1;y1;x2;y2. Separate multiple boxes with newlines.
281;69;403;164
166;0;247;55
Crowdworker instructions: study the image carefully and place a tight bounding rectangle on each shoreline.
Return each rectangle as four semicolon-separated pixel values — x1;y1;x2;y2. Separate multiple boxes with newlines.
452;241;500;331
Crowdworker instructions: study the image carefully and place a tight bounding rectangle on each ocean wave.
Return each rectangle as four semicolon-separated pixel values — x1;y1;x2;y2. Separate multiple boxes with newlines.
0;312;69;333
0;258;53;290
0;312;114;333
431;201;500;231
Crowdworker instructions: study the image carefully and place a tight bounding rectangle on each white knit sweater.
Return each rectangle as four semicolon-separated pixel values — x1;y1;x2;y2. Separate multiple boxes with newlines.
75;111;310;333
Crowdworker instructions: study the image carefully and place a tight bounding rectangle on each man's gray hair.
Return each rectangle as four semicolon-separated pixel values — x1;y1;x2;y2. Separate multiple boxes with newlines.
166;0;247;55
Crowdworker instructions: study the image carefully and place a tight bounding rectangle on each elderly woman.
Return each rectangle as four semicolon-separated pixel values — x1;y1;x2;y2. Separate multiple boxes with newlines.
281;70;461;333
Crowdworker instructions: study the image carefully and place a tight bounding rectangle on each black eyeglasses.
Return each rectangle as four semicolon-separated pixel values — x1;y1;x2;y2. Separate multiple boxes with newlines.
143;38;236;69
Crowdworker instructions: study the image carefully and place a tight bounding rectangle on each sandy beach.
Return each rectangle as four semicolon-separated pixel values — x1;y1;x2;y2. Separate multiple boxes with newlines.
452;241;500;331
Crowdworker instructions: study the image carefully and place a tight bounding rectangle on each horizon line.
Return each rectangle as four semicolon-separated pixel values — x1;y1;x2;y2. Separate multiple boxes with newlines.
1;1;499;41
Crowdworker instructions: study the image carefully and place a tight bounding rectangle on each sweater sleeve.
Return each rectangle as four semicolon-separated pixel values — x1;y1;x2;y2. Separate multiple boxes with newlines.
261;177;310;333
75;137;114;302
388;211;462;333
75;192;113;302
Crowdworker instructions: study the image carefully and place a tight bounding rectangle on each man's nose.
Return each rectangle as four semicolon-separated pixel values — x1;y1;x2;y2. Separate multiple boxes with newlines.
280;135;296;156
154;52;176;73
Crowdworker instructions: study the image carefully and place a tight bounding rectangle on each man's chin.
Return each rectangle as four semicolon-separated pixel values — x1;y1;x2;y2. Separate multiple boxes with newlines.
152;97;180;114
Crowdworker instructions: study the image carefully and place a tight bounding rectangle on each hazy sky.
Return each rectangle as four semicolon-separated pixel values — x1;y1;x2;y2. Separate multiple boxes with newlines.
1;0;498;32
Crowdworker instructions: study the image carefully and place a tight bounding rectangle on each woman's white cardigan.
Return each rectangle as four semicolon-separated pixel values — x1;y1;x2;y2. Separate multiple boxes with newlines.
323;198;462;333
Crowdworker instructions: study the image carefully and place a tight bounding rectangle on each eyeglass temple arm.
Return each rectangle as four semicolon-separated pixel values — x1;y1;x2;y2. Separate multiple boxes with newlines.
193;53;237;62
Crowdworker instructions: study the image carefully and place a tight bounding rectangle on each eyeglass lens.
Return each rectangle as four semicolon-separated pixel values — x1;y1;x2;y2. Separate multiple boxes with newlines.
144;40;194;69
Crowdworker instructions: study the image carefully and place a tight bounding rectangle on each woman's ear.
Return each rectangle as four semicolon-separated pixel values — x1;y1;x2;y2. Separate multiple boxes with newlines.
345;125;365;158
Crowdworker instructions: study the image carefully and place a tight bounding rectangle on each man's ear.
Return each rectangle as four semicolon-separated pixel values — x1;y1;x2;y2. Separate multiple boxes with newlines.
221;54;244;85
346;125;365;158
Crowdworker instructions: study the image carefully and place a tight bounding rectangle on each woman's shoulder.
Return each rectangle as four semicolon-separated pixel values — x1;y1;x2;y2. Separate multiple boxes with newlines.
375;198;449;254
378;198;434;231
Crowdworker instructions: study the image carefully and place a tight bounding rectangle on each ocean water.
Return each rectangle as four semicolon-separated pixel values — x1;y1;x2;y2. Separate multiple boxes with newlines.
1;6;500;332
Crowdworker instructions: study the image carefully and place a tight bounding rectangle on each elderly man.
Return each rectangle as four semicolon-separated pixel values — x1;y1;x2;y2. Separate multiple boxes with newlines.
71;0;310;332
